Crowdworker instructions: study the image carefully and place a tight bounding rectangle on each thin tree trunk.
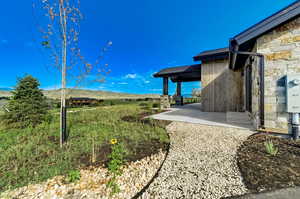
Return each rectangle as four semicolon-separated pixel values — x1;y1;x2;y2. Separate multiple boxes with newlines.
59;0;67;147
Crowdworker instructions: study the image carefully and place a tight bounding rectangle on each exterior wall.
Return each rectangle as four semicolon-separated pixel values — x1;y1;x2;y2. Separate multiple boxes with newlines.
226;68;244;112
254;16;300;129
201;59;244;112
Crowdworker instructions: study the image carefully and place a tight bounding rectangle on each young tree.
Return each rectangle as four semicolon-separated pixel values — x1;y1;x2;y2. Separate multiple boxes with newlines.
34;0;111;147
3;75;48;128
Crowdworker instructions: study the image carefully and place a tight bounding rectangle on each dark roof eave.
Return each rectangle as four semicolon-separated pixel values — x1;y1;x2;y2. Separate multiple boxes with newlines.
233;1;300;46
193;48;229;62
229;1;300;70
153;64;201;78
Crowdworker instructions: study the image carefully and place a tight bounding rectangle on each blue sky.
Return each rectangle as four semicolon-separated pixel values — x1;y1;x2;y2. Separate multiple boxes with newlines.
0;0;296;94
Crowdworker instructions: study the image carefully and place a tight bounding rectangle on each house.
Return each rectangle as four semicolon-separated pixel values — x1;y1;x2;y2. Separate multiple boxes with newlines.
67;97;101;107
154;1;300;132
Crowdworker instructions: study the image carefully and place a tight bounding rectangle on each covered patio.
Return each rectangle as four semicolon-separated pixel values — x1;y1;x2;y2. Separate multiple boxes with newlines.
153;64;201;108
150;103;253;129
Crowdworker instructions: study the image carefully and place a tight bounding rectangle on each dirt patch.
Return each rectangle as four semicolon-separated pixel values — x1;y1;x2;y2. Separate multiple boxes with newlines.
79;139;168;169
237;133;300;192
121;110;171;128
125;138;169;162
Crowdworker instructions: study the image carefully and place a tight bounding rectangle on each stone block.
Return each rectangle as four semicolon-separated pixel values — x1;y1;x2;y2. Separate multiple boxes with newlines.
265;120;277;128
266;51;292;61
160;95;170;109
272;44;296;52
265;112;277;120
281;36;300;44
265;103;276;113
265;96;276;104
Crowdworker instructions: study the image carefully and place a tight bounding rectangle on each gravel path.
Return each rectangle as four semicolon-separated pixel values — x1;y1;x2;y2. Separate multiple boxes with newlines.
139;122;253;199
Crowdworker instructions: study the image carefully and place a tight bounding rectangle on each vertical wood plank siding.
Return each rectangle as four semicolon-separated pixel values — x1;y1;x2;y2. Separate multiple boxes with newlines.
201;59;244;112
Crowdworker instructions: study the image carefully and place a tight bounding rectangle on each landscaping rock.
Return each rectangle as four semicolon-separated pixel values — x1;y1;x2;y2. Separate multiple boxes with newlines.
0;150;166;199
139;122;253;199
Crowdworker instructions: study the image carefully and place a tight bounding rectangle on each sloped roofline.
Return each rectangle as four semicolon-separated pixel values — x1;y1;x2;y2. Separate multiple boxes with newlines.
153;64;201;78
193;47;229;62
230;0;300;69
233;0;300;45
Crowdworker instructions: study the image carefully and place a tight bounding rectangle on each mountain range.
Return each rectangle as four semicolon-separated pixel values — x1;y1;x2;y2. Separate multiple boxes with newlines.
0;88;159;99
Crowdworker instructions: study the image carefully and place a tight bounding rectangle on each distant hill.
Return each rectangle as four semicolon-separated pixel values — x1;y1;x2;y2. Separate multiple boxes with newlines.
0;88;159;99
0;87;12;91
0;90;11;97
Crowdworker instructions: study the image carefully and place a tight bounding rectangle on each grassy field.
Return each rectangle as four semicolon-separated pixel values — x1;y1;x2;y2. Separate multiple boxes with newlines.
0;102;169;193
0;88;159;99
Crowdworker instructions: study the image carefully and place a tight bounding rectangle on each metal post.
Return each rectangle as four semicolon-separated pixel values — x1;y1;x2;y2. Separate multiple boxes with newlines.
292;113;300;140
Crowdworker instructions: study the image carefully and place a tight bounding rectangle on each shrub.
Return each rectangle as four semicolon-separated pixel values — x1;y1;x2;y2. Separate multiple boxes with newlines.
65;170;81;183
152;103;160;108
264;140;278;156
2;75;49;128
139;102;148;107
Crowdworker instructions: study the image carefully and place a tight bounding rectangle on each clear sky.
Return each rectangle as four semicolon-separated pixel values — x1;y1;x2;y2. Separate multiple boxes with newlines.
0;0;296;95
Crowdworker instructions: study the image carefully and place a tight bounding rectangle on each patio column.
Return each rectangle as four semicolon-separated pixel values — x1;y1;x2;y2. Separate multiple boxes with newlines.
163;77;169;95
175;82;183;106
176;82;182;96
160;77;170;109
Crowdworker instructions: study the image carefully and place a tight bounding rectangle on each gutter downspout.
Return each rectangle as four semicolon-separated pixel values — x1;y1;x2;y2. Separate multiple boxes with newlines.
229;46;265;129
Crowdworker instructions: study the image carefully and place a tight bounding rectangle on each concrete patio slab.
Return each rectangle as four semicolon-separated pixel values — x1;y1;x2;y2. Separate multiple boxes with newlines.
150;103;253;130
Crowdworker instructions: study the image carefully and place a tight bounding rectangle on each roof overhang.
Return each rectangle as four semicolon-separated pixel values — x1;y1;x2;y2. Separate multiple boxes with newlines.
193;47;229;62
229;0;300;70
153;64;201;82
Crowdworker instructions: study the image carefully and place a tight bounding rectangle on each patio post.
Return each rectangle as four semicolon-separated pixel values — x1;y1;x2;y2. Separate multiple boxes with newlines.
175;82;183;105
160;77;170;109
176;82;182;96
163;77;169;95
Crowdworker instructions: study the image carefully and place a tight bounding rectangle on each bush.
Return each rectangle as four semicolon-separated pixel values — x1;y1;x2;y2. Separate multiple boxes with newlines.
152;103;160;108
139;102;148;107
2;75;49;128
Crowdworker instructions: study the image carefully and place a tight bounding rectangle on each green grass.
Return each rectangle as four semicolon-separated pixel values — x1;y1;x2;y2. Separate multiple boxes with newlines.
0;103;169;193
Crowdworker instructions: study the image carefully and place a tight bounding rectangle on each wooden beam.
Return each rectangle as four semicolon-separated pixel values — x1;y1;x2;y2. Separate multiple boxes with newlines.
163;77;169;95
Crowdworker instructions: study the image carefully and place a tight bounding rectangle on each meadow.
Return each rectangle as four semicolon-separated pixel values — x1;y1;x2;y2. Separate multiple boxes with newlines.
0;102;169;193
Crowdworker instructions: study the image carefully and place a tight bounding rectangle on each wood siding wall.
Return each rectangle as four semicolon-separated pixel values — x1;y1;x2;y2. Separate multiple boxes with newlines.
201;59;244;112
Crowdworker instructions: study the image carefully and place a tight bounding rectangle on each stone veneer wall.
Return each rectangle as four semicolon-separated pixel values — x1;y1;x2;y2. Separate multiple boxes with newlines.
160;95;170;109
254;16;300;129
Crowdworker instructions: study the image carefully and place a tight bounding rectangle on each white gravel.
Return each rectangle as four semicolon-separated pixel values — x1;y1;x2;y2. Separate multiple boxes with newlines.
139;122;253;199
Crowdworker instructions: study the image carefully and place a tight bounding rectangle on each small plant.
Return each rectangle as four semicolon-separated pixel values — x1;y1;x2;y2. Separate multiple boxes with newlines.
65;170;81;183
106;138;127;195
264;140;278;156
106;177;121;196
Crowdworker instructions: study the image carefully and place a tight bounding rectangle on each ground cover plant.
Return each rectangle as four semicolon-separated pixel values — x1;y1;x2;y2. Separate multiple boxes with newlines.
0;102;169;193
237;133;300;192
